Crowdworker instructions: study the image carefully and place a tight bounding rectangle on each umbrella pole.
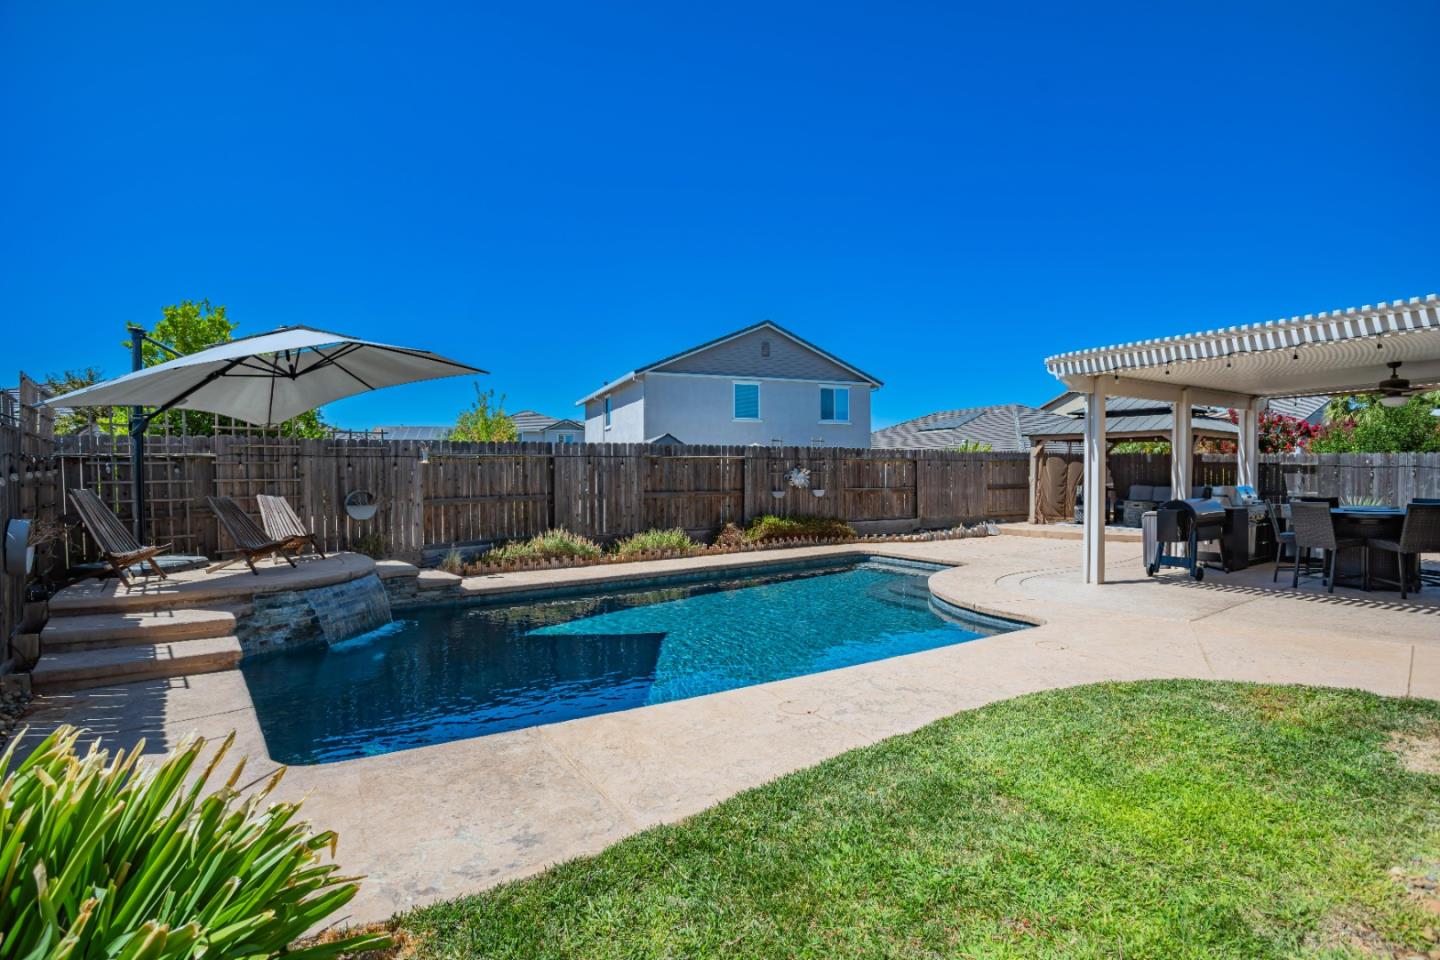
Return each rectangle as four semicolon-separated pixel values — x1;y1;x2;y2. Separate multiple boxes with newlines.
128;325;148;544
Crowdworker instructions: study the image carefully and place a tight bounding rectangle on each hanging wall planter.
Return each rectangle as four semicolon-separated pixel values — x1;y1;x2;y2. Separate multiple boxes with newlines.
344;490;380;522
4;518;34;576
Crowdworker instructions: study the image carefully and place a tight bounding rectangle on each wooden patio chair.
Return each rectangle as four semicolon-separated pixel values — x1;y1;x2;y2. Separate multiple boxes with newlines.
67;487;171;585
257;494;326;560
207;496;296;575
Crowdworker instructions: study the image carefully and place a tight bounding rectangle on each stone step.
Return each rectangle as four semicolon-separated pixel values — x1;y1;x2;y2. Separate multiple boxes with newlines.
41;605;250;651
417;569;461;590
32;636;243;692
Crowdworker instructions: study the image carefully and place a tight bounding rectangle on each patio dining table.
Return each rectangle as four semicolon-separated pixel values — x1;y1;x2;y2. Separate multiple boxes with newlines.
1327;506;1413;589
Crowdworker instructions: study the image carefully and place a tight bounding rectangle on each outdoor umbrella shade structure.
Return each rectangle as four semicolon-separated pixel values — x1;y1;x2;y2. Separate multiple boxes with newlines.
46;326;484;426
45;325;485;542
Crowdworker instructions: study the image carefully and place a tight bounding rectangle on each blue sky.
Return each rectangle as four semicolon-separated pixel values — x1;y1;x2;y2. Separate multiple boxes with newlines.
3;2;1436;431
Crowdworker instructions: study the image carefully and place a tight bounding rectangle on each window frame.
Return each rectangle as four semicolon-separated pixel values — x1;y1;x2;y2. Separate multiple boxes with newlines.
819;385;851;424
732;381;762;421
603;397;612;429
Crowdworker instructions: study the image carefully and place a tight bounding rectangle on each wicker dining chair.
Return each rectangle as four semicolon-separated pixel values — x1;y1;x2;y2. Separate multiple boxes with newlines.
1266;500;1298;584
1288;501;1365;593
1366;502;1440;599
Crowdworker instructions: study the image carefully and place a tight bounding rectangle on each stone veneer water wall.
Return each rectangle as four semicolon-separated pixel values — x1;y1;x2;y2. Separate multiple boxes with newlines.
237;573;393;656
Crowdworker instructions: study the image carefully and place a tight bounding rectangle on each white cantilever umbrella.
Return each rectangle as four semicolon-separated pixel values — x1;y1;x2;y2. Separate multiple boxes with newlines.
45;325;484;542
45;325;484;426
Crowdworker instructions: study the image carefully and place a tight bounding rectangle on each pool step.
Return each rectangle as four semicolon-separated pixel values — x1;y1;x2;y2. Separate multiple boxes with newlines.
32;636;243;692
40;605;249;651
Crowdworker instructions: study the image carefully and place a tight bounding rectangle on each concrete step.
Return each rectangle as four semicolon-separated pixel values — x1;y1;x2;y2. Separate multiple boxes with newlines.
40;605;249;651
32;636;243;692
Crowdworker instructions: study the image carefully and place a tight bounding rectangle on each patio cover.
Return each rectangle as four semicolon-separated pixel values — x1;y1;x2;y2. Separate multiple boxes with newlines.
1043;294;1440;583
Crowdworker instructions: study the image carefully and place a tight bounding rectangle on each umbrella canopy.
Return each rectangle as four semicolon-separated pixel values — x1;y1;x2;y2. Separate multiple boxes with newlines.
44;326;484;425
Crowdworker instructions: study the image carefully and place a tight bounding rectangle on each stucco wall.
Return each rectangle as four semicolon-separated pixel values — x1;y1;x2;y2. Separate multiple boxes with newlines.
641;374;872;447
583;378;646;442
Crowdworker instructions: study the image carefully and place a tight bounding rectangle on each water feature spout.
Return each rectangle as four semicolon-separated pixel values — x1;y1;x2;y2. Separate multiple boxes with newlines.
306;573;393;645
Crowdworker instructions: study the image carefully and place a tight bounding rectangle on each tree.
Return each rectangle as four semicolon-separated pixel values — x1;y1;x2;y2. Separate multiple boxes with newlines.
42;368;112;435
452;384;518;442
1308;392;1440;453
121;299;330;438
947;440;992;453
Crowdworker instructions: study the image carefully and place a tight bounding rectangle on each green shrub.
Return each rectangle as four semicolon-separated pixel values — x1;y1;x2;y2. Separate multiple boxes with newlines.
439;547;465;574
744;514;857;542
351;531;388;559
612;528;697;557
486;528;602;563
0;725;386;960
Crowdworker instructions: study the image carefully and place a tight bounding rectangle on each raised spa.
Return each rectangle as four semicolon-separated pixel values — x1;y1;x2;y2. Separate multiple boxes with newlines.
240;557;1025;764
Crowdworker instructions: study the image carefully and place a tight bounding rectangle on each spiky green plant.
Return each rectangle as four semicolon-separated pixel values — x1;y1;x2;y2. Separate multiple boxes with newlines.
611;528;697;557
485;528;602;563
439;547;465;574
0;726;388;959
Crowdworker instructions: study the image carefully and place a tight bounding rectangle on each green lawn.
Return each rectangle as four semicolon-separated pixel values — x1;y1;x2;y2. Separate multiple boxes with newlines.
391;681;1440;959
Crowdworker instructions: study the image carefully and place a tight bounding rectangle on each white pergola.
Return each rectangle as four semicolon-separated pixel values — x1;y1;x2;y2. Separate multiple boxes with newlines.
1044;293;1440;584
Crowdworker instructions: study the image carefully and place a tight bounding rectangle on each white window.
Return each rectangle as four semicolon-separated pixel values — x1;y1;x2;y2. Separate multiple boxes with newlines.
555;432;575;444
733;382;760;420
820;386;850;423
603;397;612;429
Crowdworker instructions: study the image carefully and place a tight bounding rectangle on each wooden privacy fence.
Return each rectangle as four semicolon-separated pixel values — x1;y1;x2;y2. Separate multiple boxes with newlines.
1040;450;1440;513
47;438;1032;563
1;376;57;661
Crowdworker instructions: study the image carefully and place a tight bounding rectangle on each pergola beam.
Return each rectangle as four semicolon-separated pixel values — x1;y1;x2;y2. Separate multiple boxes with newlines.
1062;375;1256;410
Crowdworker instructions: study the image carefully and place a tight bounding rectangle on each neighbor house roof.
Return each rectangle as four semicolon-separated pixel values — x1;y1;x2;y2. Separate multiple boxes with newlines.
871;404;1079;451
1264;395;1330;424
510;410;582;433
576;320;882;405
373;425;452;441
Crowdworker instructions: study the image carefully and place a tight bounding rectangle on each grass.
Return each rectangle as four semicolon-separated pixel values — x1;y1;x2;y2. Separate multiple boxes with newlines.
388;681;1440;959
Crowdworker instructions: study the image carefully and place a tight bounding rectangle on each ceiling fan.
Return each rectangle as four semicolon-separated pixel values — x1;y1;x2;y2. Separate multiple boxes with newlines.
1376;361;1413;408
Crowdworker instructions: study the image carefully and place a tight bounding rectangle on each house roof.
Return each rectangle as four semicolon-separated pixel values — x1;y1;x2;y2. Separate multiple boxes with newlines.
373;425;452;441
510;410;581;433
576;320;882;405
871;404;1079;451
1265;395;1330;423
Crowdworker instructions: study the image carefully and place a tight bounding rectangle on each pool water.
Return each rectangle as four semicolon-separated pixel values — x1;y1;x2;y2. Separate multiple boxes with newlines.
241;559;1022;764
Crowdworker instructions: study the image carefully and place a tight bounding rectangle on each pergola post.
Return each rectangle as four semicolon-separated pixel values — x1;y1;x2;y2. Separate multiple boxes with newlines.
1082;380;1107;584
1236;402;1260;490
1170;388;1192;498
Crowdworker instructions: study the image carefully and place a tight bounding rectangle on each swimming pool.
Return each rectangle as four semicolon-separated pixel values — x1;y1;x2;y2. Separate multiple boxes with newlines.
241;557;1024;764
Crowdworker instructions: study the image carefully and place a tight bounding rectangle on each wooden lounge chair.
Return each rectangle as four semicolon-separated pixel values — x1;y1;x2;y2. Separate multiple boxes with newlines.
257;494;326;560
67;487;170;585
207;496;296;575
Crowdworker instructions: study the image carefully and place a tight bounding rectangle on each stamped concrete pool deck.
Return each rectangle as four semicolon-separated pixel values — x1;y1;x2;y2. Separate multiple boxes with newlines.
22;533;1440;926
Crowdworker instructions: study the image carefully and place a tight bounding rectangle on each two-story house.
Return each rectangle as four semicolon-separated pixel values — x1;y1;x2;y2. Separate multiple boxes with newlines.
578;321;882;446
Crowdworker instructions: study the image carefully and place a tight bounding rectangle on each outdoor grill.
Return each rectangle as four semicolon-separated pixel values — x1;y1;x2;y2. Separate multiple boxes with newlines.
1148;498;1229;580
